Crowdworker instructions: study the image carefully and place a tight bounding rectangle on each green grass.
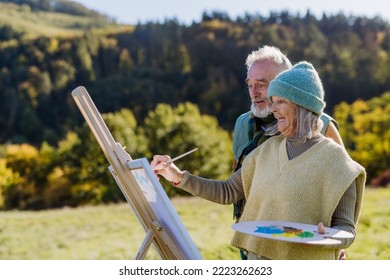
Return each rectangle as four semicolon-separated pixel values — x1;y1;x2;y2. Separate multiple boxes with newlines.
0;188;389;260
347;187;390;260
0;3;132;38
0;197;239;260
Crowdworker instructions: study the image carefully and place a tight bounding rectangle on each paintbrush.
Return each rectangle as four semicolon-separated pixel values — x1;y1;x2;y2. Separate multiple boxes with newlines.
169;148;198;163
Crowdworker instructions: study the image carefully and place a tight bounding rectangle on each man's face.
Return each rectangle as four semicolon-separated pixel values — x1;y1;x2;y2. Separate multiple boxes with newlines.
246;60;280;118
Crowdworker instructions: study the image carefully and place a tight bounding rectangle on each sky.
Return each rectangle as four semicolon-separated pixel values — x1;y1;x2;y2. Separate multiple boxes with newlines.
73;0;390;25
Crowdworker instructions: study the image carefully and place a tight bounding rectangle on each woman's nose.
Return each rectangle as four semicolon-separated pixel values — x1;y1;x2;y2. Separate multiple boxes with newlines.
271;103;277;112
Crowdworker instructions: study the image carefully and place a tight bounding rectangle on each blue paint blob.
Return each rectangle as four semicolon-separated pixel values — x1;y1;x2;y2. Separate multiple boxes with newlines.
255;226;284;234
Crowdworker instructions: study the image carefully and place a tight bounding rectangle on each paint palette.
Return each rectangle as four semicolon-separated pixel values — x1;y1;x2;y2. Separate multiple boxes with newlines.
232;221;354;245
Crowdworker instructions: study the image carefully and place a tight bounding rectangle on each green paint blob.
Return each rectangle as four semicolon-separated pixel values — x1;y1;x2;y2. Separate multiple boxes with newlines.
298;231;315;238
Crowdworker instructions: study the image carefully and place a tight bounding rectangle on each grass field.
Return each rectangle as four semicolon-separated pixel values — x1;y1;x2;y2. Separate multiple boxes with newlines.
0;188;389;260
0;3;132;39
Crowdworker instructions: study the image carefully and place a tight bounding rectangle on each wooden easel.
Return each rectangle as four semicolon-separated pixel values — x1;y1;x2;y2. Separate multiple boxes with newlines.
72;86;202;260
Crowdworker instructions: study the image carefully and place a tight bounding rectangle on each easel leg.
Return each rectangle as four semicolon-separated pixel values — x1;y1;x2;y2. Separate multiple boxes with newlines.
135;229;154;260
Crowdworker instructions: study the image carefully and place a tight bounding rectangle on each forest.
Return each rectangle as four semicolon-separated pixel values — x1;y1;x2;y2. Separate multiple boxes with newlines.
0;0;389;209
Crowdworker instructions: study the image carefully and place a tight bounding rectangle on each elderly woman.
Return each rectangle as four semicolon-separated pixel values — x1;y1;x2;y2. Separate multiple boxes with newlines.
151;61;366;260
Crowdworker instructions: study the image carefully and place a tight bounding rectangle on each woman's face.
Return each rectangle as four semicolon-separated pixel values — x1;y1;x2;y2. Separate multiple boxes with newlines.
271;96;297;137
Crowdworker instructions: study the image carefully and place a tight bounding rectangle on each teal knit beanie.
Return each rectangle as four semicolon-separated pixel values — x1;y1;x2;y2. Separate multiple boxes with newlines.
267;61;325;115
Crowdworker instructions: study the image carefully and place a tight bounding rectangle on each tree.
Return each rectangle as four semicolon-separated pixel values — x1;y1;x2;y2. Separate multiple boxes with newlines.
144;102;233;195
52;109;147;206
0;158;21;209
2;143;52;209
334;92;390;180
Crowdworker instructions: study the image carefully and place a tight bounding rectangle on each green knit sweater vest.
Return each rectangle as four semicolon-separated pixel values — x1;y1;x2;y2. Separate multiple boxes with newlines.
231;135;365;259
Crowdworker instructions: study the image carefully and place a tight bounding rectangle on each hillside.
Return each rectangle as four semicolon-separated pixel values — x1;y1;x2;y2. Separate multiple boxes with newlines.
0;1;127;38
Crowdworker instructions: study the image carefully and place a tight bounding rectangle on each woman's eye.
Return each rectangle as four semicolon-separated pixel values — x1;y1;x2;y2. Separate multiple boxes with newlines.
274;100;287;105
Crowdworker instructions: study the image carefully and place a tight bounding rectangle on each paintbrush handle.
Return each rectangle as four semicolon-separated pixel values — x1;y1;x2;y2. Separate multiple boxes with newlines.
170;148;198;162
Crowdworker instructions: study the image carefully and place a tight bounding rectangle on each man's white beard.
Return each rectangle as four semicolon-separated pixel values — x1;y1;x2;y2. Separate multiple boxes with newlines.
251;103;272;118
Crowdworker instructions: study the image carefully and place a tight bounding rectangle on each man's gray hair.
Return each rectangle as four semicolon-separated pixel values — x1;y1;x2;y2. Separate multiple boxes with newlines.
245;45;292;71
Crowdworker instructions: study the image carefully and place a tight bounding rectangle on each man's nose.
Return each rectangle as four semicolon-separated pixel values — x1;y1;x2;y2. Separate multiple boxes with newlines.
253;88;266;98
249;87;257;96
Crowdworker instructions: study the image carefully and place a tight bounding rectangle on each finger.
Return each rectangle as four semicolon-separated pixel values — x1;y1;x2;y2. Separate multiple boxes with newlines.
151;155;171;168
317;222;326;234
151;156;165;169
151;155;163;168
153;162;168;171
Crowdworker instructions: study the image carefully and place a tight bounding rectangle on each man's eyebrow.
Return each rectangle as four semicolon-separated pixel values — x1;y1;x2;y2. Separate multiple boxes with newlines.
245;78;267;83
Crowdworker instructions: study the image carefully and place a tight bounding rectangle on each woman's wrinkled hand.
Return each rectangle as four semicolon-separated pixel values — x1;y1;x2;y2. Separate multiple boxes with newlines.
150;155;184;185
